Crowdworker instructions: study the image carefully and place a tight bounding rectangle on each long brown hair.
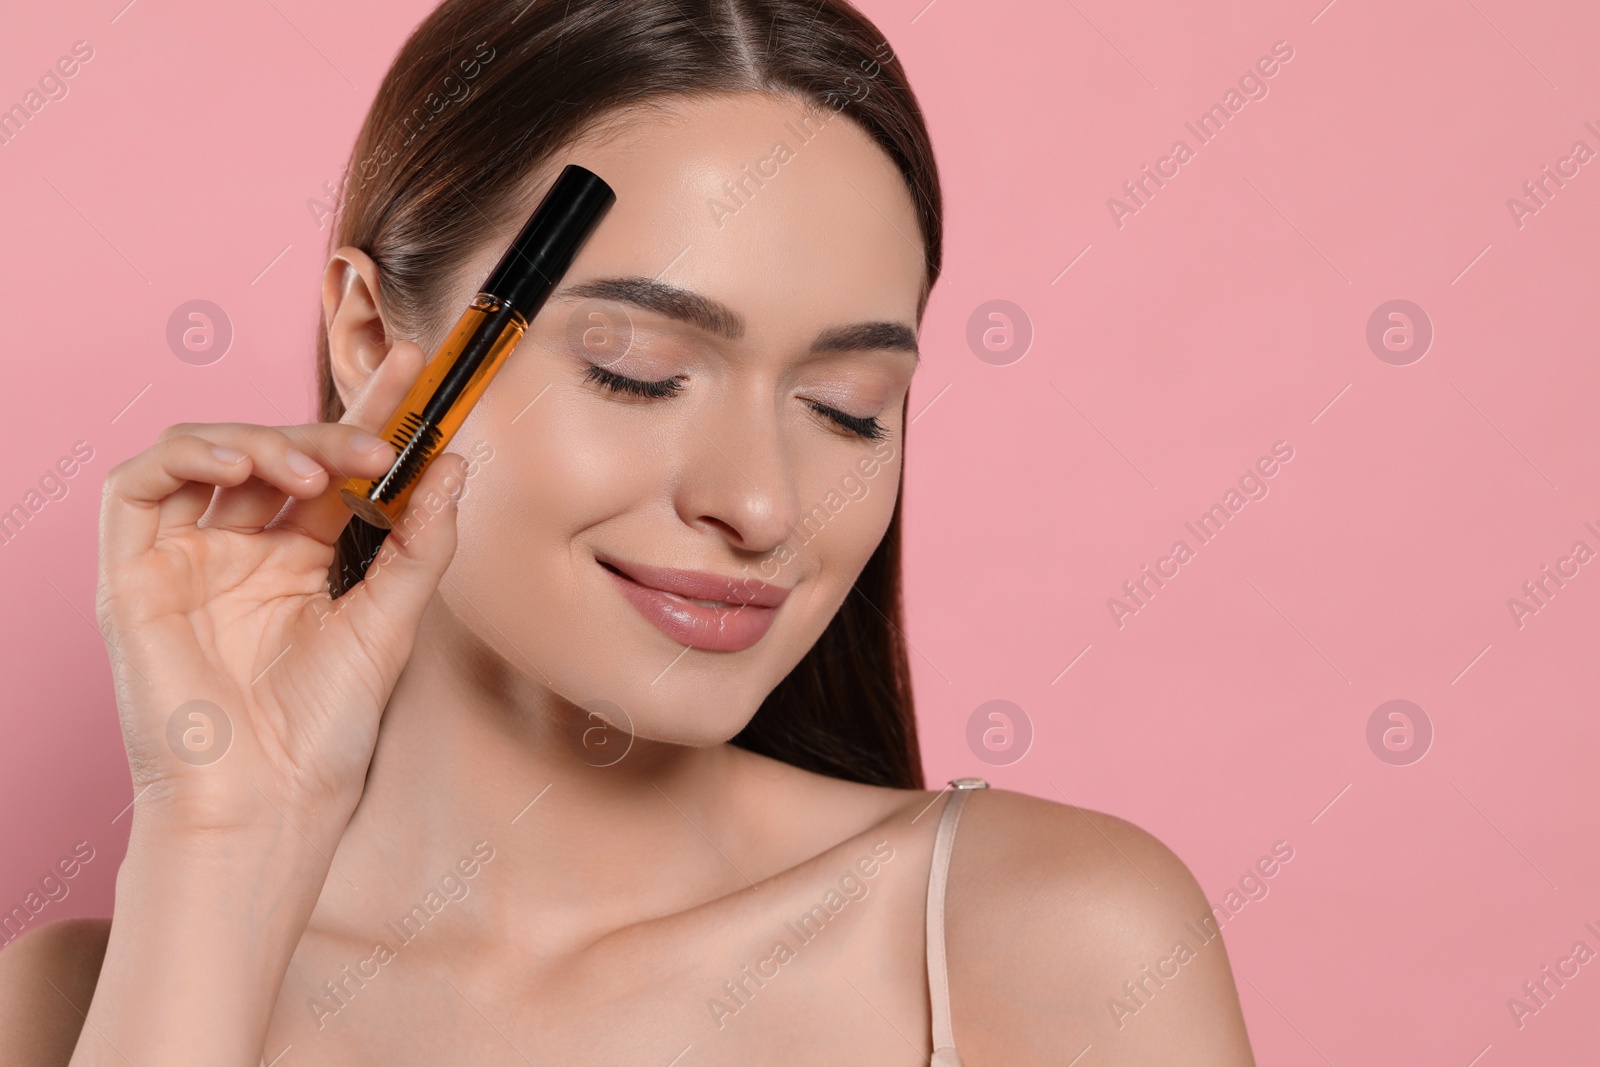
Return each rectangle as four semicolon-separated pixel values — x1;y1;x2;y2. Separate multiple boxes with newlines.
317;0;943;790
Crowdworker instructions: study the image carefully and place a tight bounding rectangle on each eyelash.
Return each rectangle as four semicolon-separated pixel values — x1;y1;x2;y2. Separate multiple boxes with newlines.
583;363;683;399
582;364;888;441
812;405;888;441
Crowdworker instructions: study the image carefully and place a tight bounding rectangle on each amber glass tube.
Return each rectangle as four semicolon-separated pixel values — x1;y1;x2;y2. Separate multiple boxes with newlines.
339;292;527;528
336;163;615;530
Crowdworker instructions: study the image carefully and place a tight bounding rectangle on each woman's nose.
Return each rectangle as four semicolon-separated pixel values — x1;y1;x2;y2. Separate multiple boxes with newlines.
673;399;801;553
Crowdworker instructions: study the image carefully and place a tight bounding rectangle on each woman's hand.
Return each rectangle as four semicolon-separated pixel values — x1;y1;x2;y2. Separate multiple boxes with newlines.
51;342;465;1066
95;339;463;847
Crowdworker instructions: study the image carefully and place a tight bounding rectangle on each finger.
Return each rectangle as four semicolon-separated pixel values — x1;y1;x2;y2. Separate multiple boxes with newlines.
342;340;428;436
331;452;468;663
201;337;425;534
197;422;394;533
265;340;426;544
143;423;345;540
206;425;394;534
200;474;294;533
100;434;256;567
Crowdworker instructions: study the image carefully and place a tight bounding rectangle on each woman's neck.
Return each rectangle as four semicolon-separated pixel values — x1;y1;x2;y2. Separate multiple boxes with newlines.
311;590;764;958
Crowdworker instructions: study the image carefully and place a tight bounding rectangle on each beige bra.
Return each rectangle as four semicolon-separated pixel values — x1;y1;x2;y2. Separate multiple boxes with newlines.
926;776;988;1067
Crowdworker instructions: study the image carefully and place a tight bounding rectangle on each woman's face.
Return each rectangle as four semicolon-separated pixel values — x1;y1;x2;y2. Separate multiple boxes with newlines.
392;92;924;746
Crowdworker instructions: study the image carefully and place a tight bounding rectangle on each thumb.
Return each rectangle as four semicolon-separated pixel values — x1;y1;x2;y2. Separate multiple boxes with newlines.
339;452;469;653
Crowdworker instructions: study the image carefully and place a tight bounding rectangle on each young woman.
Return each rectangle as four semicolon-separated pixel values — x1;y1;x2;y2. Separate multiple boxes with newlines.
1;1;1256;1063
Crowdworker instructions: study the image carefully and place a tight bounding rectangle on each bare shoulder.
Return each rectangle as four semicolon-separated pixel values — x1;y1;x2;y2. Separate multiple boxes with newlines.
943;788;1256;1066
0;918;110;1065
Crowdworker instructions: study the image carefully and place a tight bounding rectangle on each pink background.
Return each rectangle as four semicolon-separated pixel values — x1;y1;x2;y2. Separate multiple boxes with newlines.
3;0;1597;1060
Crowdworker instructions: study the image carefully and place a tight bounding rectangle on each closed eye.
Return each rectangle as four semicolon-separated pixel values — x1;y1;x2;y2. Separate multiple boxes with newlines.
584;363;887;441
805;401;887;441
583;363;684;399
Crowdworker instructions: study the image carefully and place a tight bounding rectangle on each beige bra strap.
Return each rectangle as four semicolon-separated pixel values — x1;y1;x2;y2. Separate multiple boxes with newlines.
926;777;988;1067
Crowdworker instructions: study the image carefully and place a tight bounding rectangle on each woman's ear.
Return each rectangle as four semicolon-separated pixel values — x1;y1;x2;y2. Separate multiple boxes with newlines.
322;246;398;410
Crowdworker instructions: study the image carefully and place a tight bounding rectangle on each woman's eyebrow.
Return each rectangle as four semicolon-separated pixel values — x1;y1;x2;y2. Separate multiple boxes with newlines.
554;276;918;361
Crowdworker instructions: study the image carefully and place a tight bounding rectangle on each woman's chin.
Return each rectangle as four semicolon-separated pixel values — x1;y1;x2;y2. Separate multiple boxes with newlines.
612;707;759;751
546;686;759;758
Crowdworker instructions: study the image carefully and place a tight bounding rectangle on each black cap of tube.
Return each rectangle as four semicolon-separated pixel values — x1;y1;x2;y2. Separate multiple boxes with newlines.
482;164;615;314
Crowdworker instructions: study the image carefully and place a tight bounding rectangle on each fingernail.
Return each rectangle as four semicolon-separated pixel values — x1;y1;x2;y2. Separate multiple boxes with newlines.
285;448;324;479
212;446;247;464
349;431;388;454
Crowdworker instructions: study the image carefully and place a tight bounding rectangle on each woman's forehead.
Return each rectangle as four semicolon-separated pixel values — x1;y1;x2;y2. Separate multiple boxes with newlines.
544;93;925;338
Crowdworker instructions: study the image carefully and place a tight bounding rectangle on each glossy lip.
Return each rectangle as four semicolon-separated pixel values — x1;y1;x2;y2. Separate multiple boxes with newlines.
596;554;791;608
596;553;790;652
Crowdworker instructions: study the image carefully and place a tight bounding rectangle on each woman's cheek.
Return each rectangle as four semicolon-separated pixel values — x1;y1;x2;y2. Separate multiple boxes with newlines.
443;392;666;650
495;390;670;527
784;450;900;587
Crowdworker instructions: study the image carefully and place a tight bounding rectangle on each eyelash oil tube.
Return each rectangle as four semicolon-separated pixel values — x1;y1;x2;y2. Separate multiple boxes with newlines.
339;163;615;529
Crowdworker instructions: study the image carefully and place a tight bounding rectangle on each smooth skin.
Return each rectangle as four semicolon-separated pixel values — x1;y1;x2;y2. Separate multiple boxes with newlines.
0;93;1256;1065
